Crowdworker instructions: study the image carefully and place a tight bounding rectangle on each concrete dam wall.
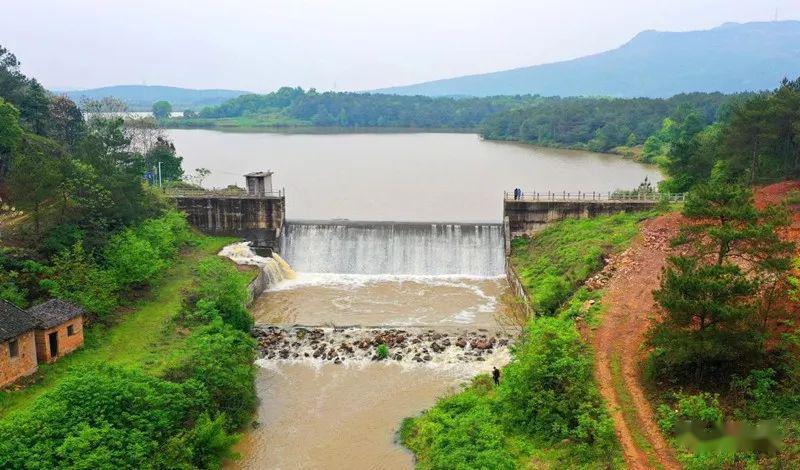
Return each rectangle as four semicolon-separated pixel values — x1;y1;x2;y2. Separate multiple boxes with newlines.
173;195;285;251
504;199;658;237
281;221;505;276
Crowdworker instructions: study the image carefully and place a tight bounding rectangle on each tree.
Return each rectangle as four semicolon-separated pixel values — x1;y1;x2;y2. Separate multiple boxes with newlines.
0;45;51;134
144;137;184;182
7;134;65;233
152;100;172;120
47;95;85;147
647;183;795;383
0;97;22;175
41;242;119;317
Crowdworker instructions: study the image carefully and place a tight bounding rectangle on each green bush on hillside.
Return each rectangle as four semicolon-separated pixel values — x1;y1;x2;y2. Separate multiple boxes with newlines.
164;320;257;429
39;210;193;318
0;365;212;469
41;242;120;316
497;317;617;454
104;228;166;289
193;257;253;332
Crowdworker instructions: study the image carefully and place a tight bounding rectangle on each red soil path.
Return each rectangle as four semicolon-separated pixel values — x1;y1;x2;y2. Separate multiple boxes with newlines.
593;213;683;470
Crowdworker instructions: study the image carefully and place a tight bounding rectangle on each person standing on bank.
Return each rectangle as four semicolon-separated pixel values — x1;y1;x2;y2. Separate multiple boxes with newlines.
492;367;501;386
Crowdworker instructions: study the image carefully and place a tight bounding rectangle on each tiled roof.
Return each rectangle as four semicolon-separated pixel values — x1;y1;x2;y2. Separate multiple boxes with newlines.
27;299;85;330
0;300;35;342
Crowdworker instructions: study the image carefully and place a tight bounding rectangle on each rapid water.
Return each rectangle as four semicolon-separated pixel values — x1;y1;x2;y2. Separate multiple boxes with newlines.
219;242;296;286
281;221;504;276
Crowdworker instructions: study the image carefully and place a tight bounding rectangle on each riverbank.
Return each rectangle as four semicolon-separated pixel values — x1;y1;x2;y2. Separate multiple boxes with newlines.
163;119;644;158
163;117;479;134
0;233;261;468
0;235;243;414
400;211;658;468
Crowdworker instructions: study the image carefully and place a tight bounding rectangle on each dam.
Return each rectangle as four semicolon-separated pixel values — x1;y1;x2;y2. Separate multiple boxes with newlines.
281;220;504;276
173;172;674;470
163;132;666;470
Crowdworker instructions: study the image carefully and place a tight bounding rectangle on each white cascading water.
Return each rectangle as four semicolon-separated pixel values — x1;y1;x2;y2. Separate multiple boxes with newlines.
219;242;296;286
280;222;505;276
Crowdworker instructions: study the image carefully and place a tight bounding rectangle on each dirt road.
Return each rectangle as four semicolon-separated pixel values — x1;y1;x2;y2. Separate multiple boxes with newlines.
592;213;682;470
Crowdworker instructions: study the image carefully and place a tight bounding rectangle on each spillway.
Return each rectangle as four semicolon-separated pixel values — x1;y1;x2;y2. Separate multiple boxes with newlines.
280;221;504;276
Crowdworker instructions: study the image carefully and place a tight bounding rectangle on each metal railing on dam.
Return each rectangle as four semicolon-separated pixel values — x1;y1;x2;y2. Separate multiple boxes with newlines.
504;190;685;203
164;187;285;199
503;190;683;241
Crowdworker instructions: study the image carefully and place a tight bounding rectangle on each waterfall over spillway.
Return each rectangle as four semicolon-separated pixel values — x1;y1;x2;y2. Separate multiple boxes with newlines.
219;242;296;286
281;221;505;276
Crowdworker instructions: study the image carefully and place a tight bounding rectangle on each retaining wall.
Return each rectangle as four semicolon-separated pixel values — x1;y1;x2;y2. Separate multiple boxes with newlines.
504;199;658;237
173;195;285;251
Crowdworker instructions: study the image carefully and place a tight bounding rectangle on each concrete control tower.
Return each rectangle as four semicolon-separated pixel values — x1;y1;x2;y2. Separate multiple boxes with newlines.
245;171;274;196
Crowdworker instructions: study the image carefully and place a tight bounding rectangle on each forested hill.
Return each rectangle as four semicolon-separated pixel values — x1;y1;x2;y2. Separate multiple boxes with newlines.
61;85;249;111
171;87;732;153
479;92;732;152
374;21;800;98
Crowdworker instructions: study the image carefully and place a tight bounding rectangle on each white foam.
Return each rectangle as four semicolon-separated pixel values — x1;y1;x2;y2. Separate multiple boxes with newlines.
219;242;295;287
266;272;503;292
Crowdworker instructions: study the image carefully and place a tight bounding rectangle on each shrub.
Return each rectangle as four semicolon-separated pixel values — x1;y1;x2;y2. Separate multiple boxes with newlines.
657;392;723;434
496;316;616;454
42;242;119;317
194;258;252;332
135;210;193;260
0;365;211;469
41;223;84;256
401;389;517;470
164;320;257;429
103;229;165;289
376;343;389;360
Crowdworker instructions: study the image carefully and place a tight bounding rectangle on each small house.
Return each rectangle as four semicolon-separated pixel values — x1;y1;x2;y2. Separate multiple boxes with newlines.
0;300;38;388
27;299;85;364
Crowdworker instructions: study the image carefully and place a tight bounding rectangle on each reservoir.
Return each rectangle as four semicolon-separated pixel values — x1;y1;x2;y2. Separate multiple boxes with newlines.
170;130;659;469
167;130;661;222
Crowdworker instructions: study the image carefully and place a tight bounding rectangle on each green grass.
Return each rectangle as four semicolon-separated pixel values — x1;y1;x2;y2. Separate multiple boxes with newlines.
0;235;242;416
510;210;657;314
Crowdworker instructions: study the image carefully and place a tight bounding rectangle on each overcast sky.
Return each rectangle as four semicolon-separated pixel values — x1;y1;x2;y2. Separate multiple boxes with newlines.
2;0;799;92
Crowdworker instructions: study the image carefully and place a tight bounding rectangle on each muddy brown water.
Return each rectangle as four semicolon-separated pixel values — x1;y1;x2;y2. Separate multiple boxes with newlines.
228;275;514;470
251;275;509;328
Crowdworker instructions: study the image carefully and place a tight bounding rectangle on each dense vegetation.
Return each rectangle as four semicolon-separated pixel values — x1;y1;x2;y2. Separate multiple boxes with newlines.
0;258;257;469
645;183;799;468
402;212;653;468
171;87;544;129
652;78;800;191
480;93;730;152
0;45;257;468
169;85;735;154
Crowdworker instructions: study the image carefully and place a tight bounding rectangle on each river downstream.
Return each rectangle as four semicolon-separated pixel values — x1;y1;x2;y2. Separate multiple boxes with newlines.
185;130;660;469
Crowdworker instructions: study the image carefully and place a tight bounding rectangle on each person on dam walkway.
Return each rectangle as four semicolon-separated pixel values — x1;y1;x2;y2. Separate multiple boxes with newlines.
492;367;501;386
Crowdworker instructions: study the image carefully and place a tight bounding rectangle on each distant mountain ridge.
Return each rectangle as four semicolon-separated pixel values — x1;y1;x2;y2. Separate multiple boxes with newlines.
374;21;800;98
59;85;250;111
